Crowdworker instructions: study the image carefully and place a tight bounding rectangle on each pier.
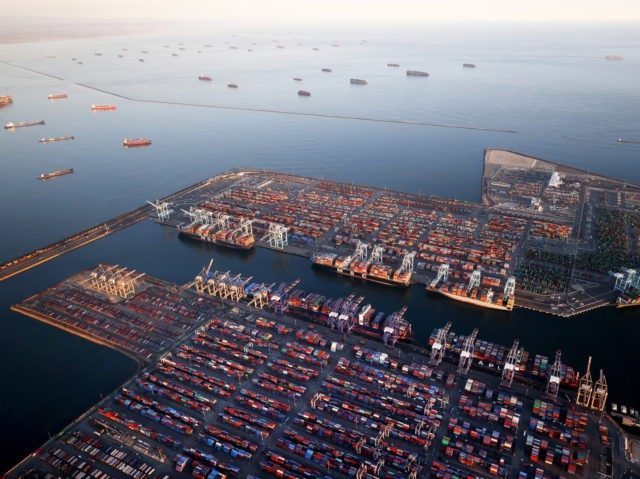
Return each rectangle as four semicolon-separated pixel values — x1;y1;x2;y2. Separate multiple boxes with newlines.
6;264;632;479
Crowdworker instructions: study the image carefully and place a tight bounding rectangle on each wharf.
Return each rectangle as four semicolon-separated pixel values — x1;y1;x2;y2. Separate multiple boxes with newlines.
2;149;640;317
6;266;637;479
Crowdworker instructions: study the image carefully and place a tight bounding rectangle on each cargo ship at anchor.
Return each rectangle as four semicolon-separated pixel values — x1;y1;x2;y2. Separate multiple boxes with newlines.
38;168;74;180
5;120;45;129
311;243;413;288
123;138;151;147
0;95;13;106
39;136;74;143
91;104;117;111
426;264;516;311
177;210;255;250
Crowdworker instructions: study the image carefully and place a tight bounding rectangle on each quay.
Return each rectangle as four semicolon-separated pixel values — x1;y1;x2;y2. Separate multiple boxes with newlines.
2;149;639;317
6;263;637;479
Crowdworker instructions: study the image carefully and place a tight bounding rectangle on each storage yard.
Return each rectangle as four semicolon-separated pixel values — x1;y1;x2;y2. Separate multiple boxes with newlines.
1;149;638;315
6;265;634;479
146;149;640;316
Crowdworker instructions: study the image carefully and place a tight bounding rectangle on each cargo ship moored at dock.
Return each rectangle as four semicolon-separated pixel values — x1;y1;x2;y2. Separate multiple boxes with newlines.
311;249;412;288
426;264;516;311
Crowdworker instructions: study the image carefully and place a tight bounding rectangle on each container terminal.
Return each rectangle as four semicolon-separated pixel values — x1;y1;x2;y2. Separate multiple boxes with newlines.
1;150;639;317
6;262;637;479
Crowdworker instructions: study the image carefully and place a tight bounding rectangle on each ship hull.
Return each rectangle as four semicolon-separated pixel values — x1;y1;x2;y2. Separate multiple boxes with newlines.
311;262;410;288
178;230;254;250
426;285;513;311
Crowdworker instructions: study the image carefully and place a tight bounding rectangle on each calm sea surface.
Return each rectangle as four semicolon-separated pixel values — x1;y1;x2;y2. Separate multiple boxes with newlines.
1;22;639;472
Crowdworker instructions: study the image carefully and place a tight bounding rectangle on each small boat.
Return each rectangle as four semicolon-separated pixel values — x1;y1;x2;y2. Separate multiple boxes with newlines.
0;95;13;106
48;93;68;100
298;90;311;97
139;58;145;62
198;75;213;81
123;138;152;147
321;68;332;73
350;78;367;85
172;53;178;57
227;83;238;89
38;168;73;180
605;55;624;61
117;54;123;58
312;48;319;51
293;78;303;81
387;63;400;67
617;138;640;144
463;63;476;68
94;53;103;56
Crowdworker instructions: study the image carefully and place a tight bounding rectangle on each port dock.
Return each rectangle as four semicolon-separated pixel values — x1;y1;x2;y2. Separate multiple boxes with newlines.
6;264;634;479
2;149;639;316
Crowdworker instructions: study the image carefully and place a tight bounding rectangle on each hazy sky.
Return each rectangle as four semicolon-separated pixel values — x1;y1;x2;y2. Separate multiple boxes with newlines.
5;0;640;22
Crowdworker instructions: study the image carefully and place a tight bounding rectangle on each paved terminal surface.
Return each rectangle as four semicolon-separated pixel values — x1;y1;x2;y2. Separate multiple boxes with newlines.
2;149;639;316
7;267;637;479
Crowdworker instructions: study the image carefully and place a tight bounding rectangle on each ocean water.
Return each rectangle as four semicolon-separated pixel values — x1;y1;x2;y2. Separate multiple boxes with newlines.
1;21;639;472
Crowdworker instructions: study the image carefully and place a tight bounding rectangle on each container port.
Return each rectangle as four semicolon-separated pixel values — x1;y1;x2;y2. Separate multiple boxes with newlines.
6;263;634;479
2;149;639;317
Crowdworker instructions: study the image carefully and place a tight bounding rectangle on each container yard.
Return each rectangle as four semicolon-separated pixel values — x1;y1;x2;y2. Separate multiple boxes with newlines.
6;264;636;479
139;149;640;317
2;150;638;315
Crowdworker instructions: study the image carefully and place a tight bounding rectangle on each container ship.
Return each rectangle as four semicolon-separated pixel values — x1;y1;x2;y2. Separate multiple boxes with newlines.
0;95;12;106
91;105;117;111
178;224;255;250
48;93;68;100
4;120;45;129
297;90;311;97
463;63;476;68
282;289;412;345
616;289;640;309
123;138;152;147
38;168;74;180
39;136;74;143
350;78;368;85
426;281;514;311
406;70;429;77
427;327;579;388
198;75;213;81
311;252;412;287
426;264;515;311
